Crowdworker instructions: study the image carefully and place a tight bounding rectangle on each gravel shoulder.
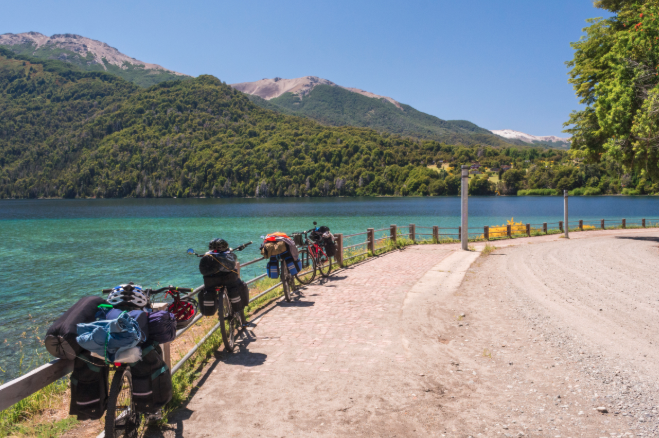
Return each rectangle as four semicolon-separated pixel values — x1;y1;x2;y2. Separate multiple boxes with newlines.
429;230;659;437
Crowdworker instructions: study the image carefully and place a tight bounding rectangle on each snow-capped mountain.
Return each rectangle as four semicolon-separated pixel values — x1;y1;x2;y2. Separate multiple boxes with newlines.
491;129;571;148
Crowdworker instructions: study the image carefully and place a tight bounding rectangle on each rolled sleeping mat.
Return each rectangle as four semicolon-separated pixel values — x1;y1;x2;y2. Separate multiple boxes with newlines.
44;296;108;360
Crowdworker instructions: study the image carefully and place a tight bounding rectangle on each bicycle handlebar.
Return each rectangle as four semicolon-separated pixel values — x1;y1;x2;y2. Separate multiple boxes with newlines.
232;241;252;252
102;286;192;294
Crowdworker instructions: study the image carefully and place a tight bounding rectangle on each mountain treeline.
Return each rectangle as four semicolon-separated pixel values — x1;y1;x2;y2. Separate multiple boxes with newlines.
1;48;569;199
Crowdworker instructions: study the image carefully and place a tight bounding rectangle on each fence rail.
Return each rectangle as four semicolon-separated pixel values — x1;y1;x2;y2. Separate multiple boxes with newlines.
1;216;655;413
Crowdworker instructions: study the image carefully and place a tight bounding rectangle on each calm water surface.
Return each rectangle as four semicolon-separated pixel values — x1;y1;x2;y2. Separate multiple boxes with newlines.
0;196;657;379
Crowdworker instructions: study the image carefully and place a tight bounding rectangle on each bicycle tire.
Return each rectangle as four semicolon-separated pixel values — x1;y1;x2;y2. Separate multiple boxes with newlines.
105;367;140;438
317;250;332;278
295;248;316;285
218;290;235;352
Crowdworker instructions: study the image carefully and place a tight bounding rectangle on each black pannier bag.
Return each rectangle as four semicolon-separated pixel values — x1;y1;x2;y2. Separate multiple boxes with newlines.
199;287;218;316
323;236;337;257
292;233;304;246
199;252;237;276
45;296;108;360
69;354;109;420
130;343;172;413
238;280;250;308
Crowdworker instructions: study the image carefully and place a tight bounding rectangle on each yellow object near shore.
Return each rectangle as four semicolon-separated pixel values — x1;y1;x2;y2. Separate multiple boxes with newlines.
489;218;526;238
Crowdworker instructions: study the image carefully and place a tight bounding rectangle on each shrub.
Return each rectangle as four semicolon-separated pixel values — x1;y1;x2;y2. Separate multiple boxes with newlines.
517;188;559;196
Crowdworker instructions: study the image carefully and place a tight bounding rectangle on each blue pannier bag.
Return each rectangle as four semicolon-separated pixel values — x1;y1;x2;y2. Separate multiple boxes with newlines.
266;256;280;279
284;254;301;275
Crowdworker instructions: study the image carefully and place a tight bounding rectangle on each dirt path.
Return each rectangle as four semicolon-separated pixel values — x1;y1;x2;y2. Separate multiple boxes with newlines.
151;229;659;438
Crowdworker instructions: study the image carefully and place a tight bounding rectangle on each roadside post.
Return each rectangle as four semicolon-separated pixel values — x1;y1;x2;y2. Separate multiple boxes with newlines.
461;165;469;250
564;190;569;239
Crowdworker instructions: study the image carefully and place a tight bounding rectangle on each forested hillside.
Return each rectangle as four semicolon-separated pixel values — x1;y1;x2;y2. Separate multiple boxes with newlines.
0;49;573;199
246;84;519;148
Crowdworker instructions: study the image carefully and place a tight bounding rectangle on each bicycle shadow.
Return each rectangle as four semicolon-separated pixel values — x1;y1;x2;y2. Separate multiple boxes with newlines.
144;332;267;437
615;235;659;242
317;275;347;287
278;299;315;307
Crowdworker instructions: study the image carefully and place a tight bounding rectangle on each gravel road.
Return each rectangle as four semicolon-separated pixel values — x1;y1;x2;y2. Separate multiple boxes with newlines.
148;229;659;438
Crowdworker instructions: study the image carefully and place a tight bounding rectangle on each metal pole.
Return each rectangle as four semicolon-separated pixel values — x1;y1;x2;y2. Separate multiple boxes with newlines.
564;190;569;239
461;165;469;250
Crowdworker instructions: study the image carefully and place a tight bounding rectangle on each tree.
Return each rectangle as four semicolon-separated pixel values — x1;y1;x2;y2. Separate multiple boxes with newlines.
468;175;495;195
500;169;525;195
565;1;659;181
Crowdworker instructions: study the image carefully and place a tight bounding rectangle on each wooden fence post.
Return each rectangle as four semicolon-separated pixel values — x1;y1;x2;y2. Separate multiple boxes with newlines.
409;224;415;242
601;219;605;230
526;223;531;237
484;226;489;241
367;228;375;254
622;218;626;229
579;220;583;231
559;221;563;232
543;223;547;234
335;233;344;267
390;225;397;243
432;226;439;243
507;224;512;238
643;218;646;228
458;226;461;241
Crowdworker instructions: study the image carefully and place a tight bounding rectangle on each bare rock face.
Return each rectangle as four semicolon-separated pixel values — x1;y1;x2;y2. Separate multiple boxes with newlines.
0;32;187;76
231;76;402;109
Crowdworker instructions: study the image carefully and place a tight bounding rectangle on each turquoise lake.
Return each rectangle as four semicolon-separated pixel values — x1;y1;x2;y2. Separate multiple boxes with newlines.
1;196;657;380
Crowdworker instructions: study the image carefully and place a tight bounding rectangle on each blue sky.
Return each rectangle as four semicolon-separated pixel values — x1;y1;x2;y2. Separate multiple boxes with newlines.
0;0;610;137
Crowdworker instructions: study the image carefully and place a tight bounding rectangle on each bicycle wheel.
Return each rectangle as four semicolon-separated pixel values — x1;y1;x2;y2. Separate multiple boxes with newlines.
281;260;292;302
317;249;332;278
295;248;316;285
218;290;236;352
105;367;141;438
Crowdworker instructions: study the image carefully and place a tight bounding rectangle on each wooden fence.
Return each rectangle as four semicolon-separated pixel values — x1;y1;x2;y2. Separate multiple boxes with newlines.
1;216;658;413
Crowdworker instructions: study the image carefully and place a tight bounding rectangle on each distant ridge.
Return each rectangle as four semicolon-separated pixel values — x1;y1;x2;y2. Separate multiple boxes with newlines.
0;32;189;87
231;76;402;108
233;76;528;148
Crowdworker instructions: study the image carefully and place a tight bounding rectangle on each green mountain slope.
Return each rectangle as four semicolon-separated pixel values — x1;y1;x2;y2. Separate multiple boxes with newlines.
245;84;518;147
0;32;189;87
0;48;561;199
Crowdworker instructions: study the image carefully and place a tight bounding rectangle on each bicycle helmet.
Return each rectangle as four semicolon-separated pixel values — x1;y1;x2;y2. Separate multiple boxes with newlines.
209;238;229;252
167;297;198;329
107;283;148;310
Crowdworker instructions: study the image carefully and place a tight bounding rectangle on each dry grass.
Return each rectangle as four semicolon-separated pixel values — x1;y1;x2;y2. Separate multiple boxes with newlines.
481;244;497;256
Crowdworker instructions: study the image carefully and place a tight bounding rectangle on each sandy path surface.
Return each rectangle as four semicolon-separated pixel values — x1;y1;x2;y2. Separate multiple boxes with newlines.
148;229;659;438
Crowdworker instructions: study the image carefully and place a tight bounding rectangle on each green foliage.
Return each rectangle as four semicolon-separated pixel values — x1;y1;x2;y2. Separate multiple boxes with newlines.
256;85;521;147
565;1;659;181
517;188;560;196
500;168;526;195
468;174;495;195
569;187;602;196
0;49;634;199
